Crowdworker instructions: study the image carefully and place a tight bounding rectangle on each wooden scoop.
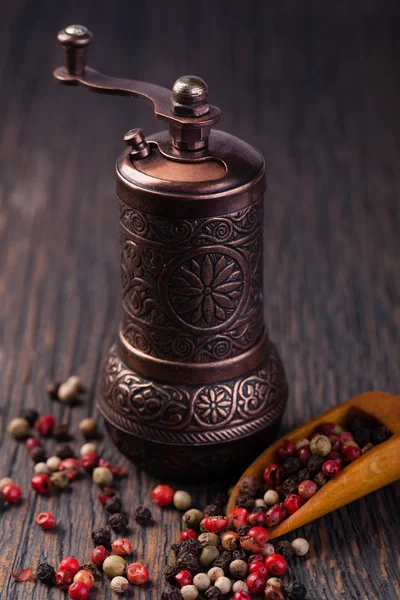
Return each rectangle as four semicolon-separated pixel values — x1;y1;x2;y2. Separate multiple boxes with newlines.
227;391;400;539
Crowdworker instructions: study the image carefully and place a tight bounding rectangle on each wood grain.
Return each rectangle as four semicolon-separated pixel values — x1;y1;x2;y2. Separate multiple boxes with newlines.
0;1;399;599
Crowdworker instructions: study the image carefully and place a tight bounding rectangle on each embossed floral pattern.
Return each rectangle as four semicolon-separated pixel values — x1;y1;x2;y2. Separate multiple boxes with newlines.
172;255;242;326
194;386;232;425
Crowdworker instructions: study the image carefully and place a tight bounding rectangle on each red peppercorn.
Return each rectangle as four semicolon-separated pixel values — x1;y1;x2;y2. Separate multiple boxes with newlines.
341;445;361;461
26;437;41;452
246;572;266;594
175;570;193;588
283;494;305;515
328;435;341;452
97;487;118;504
112;537;133;556
318;422;336;436
204;515;228;533
240;536;261;553
327;451;344;467
68;582;90;600
180;529;198;541
297;445;311;464
59;458;81;480
228;507;249;528
127;562;149;585
265;505;287;527
247;553;264;565
55;569;74;589
2;483;22;503
35;415;56;437
31;474;52;494
265;553;287;576
91;545;110;567
98;458;128;477
248;526;269;546
322;459;341;478
264;584;285;600
36;511;56;530
298;480;318;500
58;557;80;576
248;561;268;578
233;592;251;600
339;431;354;442
248;511;266;526
80;453;99;470
263;464;285;487
277;439;297;458
151;484;174;506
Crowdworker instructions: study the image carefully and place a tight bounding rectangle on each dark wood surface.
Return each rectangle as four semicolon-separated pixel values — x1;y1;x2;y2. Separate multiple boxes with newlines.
0;1;399;598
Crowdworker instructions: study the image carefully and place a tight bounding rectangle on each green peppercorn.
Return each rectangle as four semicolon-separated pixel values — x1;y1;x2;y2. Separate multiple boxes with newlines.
93;466;113;487
7;418;30;439
310;434;331;457
200;546;220;568
50;471;69;489
79;417;98;438
173;490;192;511
198;533;220;547
102;555;126;578
183;508;204;530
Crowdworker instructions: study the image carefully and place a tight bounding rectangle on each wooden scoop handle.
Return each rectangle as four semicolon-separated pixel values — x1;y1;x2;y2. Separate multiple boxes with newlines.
227;391;400;539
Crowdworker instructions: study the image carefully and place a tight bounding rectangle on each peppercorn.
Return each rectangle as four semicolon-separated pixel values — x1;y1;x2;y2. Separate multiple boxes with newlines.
22;408;39;427
91;527;111;547
176;554;200;574
173;539;203;557
287;582;308;599
298;479;318;499
264;584;285;600
58;375;82;404
110;575;129;593
200;546;220;568
235;494;255;512
372;425;391;445
109;512;129;533
297;468;311;483
232;548;247;561
34;462;50;475
105;496;122;515
361;443;374;454
307;454;324;474
80;442;97;457
229;559;248;579
314;472;328;487
275;540;295;560
205;586;222;599
46;456;61;472
203;504;219;516
0;477;14;491
30;446;47;464
55;443;75;459
233;580;249;593
235;524;250;536
37;561;55;585
353;428;372;447
193;572;211;591
283;457;301;474
198;532;220;547
7;417;30;439
239;476;261;497
161;583;182;600
102;555;126;578
255;499;267;509
183;508;204;530
52;423;69;441
267;577;281;587
181;584;199;600
310;434;331;457
264;489;280;505
281;476;298;496
208;567;224;582
221;531;240;551
291;538;309;556
134;504;153;526
92;466;113;487
50;471;69;489
174;490;192;511
215;576;232;595
164;564;182;584
213;550;232;574
79;417;98;438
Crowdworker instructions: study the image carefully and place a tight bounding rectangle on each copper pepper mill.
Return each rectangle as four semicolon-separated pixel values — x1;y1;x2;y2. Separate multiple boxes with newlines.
54;25;288;480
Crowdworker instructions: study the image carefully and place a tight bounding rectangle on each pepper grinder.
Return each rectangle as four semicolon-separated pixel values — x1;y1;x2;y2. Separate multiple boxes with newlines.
54;25;288;480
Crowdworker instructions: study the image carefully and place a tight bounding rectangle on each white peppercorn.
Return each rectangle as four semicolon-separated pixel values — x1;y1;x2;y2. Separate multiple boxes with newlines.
198;532;219;547
7;418;30;439
267;577;281;587
208;567;224;583
232;581;248;593
34;462;50;475
292;537;309;556
215;577;231;595
173;490;192;511
264;490;280;506
229;559;248;579
310;434;331;457
193;573;211;591
181;584;199;600
261;543;275;556
93;466;113;486
255;498;267;508
0;477;14;491
58;375;81;403
79;417;98;438
296;438;310;450
200;546;219;568
80;442;97;457
46;456;61;472
103;555;126;578
110;576;129;593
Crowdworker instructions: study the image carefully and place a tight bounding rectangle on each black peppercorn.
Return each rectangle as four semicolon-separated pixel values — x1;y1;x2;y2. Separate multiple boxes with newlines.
203;503;219;516
314;472;328;488
46;380;60;399
236;524;250;536
254;506;267;513
30;446;47;464
235;493;255;512
52;423;70;441
297;468;311;483
91;527;111;547
232;548;247;561
36;561;55;585
348;417;369;433
282;476;298;496
164;564;181;584
161;583;182;600
213;550;232;573
172;539;202;558
283;457;301;474
213;492;228;506
22;409;39;427
372;425;391;445
176;553;200;574
105;496;123;515
260;483;273;496
135;505;153;525
353;428;372;447
205;586;222;599
109;512;129;533
307;454;324;474
239;475;261;497
287;582;308;599
275;540;295;560
55;443;75;459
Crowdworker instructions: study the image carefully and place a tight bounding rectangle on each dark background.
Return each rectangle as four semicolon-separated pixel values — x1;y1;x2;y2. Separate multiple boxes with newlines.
0;1;399;599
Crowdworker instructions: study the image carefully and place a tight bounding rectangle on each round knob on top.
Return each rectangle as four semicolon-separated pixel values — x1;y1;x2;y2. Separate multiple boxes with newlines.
57;25;93;76
172;75;210;117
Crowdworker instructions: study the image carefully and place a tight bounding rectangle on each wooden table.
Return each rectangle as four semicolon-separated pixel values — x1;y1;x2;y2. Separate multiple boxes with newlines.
1;2;399;598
